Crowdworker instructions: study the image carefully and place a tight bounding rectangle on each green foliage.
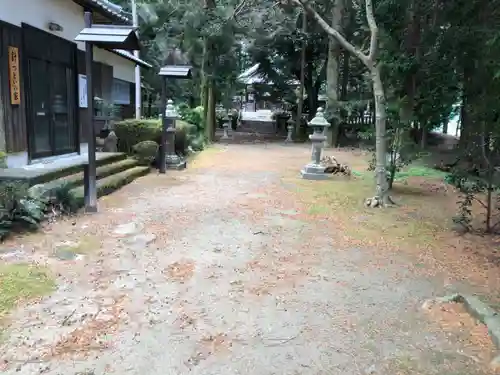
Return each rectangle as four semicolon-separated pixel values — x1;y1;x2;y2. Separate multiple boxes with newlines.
361;101;422;189
444;158;500;233
178;104;204;132
0;152;6;168
0;180;80;240
49;182;79;215
115;117;205;156
0;181;47;239
132;140;160;166
115;119;162;154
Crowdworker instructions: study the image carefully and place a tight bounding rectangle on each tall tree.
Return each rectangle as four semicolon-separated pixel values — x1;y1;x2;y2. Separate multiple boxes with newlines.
294;0;393;207
325;0;344;147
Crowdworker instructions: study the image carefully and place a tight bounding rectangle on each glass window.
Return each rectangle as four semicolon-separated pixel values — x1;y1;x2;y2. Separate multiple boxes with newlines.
112;79;130;105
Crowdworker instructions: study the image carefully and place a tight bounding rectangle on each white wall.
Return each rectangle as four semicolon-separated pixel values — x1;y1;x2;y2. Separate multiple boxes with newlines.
0;0;136;82
93;48;135;82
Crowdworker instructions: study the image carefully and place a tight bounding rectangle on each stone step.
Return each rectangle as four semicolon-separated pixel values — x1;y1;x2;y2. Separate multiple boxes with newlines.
0;152;127;186
71;166;150;207
35;158;140;196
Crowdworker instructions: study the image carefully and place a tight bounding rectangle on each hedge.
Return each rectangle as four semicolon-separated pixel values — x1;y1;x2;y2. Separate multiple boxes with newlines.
114;119;195;156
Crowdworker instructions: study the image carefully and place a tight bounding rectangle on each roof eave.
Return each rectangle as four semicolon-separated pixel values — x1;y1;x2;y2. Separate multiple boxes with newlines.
112;49;153;69
73;0;131;24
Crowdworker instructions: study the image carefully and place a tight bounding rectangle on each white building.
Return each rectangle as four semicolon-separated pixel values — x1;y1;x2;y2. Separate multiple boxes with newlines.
0;0;151;168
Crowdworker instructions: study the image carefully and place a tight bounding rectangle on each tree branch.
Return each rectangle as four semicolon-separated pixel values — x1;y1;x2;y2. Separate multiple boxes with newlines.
233;0;249;18
291;0;369;65
364;0;378;61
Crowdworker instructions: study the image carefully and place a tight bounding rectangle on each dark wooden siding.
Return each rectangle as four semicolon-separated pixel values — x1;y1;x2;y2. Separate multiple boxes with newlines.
77;50;115;141
119;82;135;119
0;21;27;153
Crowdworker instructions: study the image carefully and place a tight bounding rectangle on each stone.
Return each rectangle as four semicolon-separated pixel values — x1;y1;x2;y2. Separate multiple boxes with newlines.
490;355;500;369
53;248;80;261
114;222;142;236
300;163;332;180
485;316;500;348
125;233;157;247
103;131;118;152
0;248;25;260
165;154;187;170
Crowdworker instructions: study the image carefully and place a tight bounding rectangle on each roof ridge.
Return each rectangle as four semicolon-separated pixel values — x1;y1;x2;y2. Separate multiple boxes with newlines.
80;0;131;24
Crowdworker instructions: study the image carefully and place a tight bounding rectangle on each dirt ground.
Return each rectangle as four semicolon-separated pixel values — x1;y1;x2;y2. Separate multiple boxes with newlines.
0;143;499;375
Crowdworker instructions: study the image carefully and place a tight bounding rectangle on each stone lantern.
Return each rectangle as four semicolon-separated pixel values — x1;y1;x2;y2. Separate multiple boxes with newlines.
285;117;295;143
221;111;231;140
163;99;186;170
301;107;330;180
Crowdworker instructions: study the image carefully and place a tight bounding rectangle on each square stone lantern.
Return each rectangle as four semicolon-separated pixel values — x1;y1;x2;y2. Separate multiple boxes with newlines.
162;99;187;171
301;107;331;180
158;64;192;173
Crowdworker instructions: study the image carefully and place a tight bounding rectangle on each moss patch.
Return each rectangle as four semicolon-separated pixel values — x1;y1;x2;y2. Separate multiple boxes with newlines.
71;166;150;207
0;263;55;319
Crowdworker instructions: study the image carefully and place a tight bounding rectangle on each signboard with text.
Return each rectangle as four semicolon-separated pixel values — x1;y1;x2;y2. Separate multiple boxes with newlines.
78;74;88;108
8;46;20;105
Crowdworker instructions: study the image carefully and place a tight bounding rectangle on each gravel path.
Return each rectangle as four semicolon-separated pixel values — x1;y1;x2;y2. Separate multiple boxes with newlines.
0;144;494;375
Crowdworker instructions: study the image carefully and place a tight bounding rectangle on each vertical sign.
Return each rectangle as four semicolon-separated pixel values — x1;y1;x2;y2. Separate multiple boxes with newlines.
78;74;88;108
8;46;21;105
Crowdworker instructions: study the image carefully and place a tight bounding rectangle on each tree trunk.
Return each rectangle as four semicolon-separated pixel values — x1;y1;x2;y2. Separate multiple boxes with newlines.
295;0;392;207
205;82;216;142
296;11;307;135
372;65;390;205
325;0;344;147
147;93;153;118
459;62;473;150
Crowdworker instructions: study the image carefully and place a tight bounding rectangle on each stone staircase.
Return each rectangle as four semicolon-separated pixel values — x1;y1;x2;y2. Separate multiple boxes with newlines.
0;153;149;207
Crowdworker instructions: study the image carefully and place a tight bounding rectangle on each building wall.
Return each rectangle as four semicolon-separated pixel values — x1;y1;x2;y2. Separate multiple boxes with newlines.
0;0;136;82
0;0;136;163
0;22;27;153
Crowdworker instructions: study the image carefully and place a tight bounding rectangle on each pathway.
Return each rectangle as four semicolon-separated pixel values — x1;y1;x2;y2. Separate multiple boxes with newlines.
0;144;493;375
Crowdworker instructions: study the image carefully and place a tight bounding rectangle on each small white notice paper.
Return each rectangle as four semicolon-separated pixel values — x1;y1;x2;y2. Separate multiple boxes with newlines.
78;74;88;108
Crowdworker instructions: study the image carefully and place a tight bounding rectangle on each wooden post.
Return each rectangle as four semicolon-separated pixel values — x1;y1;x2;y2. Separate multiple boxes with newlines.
159;78;167;174
84;11;97;212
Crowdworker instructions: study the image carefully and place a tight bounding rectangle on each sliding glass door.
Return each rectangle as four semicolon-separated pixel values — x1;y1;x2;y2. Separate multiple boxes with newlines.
27;59;77;159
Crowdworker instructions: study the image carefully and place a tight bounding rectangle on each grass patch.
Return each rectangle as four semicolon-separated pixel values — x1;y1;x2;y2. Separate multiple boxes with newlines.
0;263;55;319
282;159;454;250
53;236;101;258
394;165;449;182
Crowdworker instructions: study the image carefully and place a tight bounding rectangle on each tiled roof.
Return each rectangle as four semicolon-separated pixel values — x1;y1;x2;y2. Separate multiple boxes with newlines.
79;0;131;23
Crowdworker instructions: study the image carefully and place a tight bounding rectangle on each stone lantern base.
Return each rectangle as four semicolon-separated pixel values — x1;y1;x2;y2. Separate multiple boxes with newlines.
165;154;187;170
301;163;331;180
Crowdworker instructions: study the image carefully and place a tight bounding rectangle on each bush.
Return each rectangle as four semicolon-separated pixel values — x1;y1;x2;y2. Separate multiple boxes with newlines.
0;181;48;239
132;140;159;166
0;181;78;240
0;152;6;168
115;119;161;154
115;117;204;157
178;104;204;132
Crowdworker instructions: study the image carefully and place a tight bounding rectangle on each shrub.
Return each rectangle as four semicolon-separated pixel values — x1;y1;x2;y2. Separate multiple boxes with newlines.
0;181;78;240
114;118;204;157
178;104;204;132
115;119;161;154
0;181;47;239
132;140;159;166
0;152;6;168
